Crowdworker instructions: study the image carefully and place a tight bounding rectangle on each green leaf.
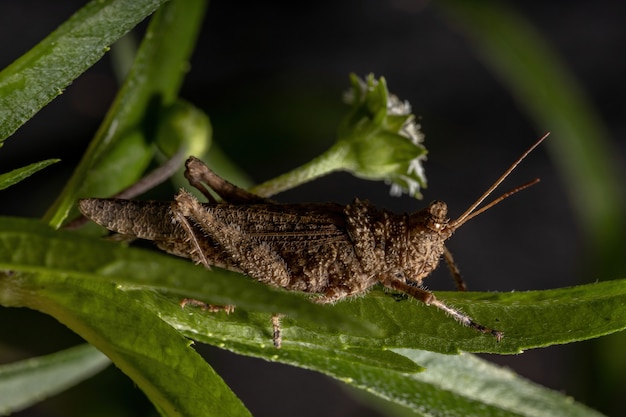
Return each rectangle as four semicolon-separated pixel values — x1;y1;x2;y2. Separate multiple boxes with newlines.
43;0;208;227
146;289;614;417
0;159;59;191
1;275;251;417
1;218;619;416
0;0;168;143
0;344;110;415
363;349;606;417
157;281;626;356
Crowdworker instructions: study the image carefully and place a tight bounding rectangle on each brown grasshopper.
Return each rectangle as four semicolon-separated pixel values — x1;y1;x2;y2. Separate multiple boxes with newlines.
79;134;548;348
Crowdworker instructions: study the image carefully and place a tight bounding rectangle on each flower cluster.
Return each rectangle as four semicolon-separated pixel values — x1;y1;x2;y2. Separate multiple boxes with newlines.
338;73;427;197
251;74;427;199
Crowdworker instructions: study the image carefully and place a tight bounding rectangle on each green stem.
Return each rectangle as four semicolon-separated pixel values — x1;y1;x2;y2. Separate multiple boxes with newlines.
250;142;351;197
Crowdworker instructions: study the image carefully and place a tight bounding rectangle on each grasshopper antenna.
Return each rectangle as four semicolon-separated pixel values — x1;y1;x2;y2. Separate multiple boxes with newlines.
448;132;549;231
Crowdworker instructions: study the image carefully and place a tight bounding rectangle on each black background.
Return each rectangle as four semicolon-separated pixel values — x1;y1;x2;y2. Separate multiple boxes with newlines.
1;1;625;416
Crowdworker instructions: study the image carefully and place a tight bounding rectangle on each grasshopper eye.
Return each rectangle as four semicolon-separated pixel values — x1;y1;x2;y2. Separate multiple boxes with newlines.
428;200;447;219
426;201;448;231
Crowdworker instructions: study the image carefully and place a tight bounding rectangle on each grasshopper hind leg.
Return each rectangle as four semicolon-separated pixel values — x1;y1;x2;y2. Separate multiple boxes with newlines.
184;156;268;204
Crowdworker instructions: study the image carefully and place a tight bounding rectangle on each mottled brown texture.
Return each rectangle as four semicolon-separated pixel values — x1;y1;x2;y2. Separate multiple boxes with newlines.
80;139;554;346
78;162;502;346
79;157;502;347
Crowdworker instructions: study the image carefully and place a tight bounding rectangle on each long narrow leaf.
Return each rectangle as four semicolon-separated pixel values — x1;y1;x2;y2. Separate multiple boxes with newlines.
0;344;110;415
0;0;167;142
362;349;606;417
0;274;251;417
0;159;59;191
143;279;619;417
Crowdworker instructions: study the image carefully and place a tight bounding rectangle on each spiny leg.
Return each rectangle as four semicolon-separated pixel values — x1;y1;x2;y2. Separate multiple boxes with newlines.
184;156;268;204
171;204;210;268
172;196;235;314
271;313;284;349
443;246;467;291
379;274;502;341
312;286;354;304
180;298;235;314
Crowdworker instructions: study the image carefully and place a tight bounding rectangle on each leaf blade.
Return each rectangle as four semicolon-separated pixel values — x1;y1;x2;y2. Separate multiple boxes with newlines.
0;344;110;415
0;159;59;191
361;349;606;417
1;274;251;417
1;216;617;416
0;0;167;142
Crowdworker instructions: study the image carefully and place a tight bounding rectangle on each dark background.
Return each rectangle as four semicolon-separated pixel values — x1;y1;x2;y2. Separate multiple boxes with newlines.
1;1;625;416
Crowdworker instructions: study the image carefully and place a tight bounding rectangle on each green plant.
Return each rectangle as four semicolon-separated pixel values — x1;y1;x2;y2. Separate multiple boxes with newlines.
1;1;624;416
